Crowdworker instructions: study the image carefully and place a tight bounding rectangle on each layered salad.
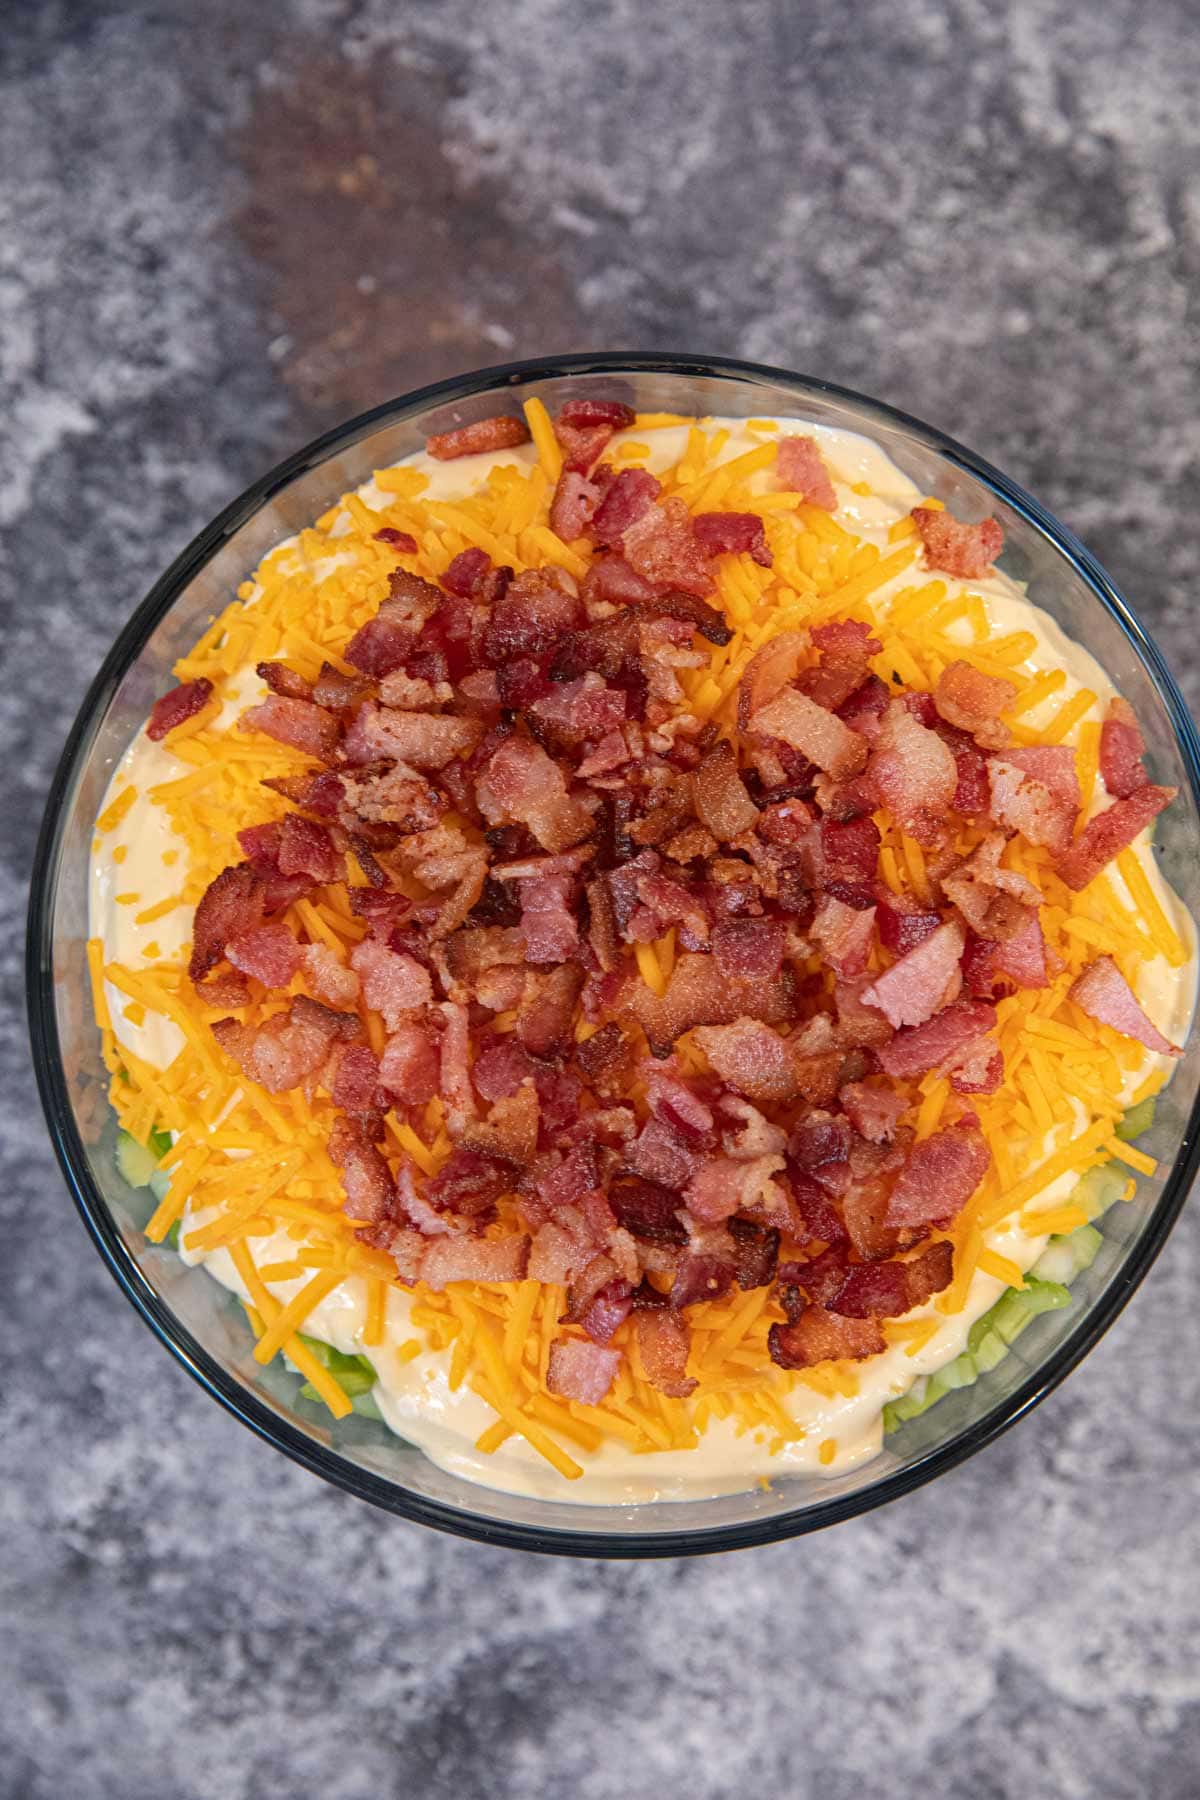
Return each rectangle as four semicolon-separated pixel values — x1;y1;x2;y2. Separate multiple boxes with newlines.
88;392;1194;1503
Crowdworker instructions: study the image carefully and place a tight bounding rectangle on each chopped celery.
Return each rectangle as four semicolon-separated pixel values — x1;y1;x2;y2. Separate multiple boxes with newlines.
115;1130;160;1189
1069;1161;1128;1223
297;1332;378;1399
165;1220;182;1250
1031;1222;1103;1285
885;1276;1070;1435
1116;1096;1156;1142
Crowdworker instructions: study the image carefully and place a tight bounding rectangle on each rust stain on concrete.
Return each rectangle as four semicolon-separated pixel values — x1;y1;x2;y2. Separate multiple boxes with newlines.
230;50;586;428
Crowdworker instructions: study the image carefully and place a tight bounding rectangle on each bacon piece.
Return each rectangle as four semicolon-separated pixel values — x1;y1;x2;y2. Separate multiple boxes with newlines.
378;1022;440;1104
483;568;582;663
579;554;656;608
374;526;418;553
711;919;785;981
438;548;499;600
458;1083;540;1165
256;661;313;702
859;918;965;1030
1100;696;1148;799
752;688;869;780
517;964;585;1060
840;1081;907;1144
635;953;796;1057
941;833;1042;940
444;925;526;991
559;397;637;431
736;630;809;730
426;1149;509;1219
692;1019;797;1106
829;1241;954;1318
342;701;481;771
576;1021;631;1084
277;813;342;884
421;1234;530;1289
993;909;1051;989
575;1277;634;1345
877;999;998;1080
517;874;579;964
330;1042;383;1112
633;1310;696;1397
621;496;715;597
627;1116;701;1190
546;1338;620;1405
867;700;957;844
1068;955;1180;1055
934;660;1015;751
1057;784;1177;891
887;1119;989;1229
556;421;616;476
339;765;445;833
987;755;1077;853
240;694;339;762
609;1178;686;1243
212;995;355;1093
226;920;301;988
549;468;601;540
692;511;772;568
811;895;876;978
399;823;489;938
768;1306;884;1369
911;507;1004;578
692;740;760;840
670;1245;736;1309
876;899;942;955
821;816;881;884
589;467;662;547
425;415;530;460
146;677;213;740
776;437;837;510
195;971;250;1008
476;733;593;854
472;1038;538;1103
684;1152;785;1225
329;1115;395;1223
350;938;433;1031
188;864;265;981
297;943;357;1009
529;674;627;746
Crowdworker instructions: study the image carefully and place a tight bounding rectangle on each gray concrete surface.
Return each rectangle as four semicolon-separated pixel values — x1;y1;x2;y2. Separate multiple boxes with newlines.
2;2;1199;1795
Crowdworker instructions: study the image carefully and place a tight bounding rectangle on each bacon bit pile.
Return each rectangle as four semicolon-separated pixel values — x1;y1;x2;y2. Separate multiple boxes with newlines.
153;402;1180;1415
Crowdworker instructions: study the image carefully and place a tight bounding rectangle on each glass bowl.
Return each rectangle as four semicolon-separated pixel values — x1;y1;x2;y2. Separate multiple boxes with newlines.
27;352;1200;1556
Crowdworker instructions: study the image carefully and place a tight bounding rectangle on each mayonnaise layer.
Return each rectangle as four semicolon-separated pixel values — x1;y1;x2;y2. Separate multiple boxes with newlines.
89;416;1195;1504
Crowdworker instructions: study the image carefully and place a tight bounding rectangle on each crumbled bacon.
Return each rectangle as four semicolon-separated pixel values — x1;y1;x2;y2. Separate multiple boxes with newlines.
425;415;531;460
751;688;869;781
776;437;837;510
558;397;637;431
277;812;342;883
692;1019;797;1105
768;1307;885;1369
226;920;301;988
518;873;580;963
633;1310;696;1397
940;833;1041;940
1057;784;1177;891
621;496;715;598
711;918;785;981
811;895;876;978
241;694;339;762
911;507;1004;578
546;1338;620;1404
736;630;809;729
374;526;418;552
477;733;594;854
876;898;942;955
549;468;602;540
212;995;355;1093
692;511;772;568
1100;696;1148;799
379;1022;441;1104
987;755;1077;853
330;1042;383;1113
589;468;662;548
935;660;1015;750
517;964;585;1060
840;1081;907;1144
877;999;998;1081
421;1234;530;1288
693;740;760;840
188;863;266;982
887;1119;989;1229
350;938;433;1031
256;661;313;702
685;1152;785;1224
342;701;481;771
867;700;957;844
329;1115;395;1223
825;1241;954;1319
1068;956;1180;1055
636;953;795;1058
146;677;214;740
859;919;965;1029
529;674;627;747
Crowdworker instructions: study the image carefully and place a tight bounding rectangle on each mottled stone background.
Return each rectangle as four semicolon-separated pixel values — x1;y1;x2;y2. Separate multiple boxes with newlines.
3;2;1199;1795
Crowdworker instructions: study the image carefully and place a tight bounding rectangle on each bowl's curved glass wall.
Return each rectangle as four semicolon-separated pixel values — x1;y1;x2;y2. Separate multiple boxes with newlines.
29;355;1200;1555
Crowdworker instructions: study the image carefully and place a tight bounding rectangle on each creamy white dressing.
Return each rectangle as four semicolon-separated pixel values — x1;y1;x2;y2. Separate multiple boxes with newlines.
90;416;1196;1504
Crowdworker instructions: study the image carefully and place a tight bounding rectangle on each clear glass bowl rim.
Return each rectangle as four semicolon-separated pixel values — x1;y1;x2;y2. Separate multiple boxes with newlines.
26;349;1200;1558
